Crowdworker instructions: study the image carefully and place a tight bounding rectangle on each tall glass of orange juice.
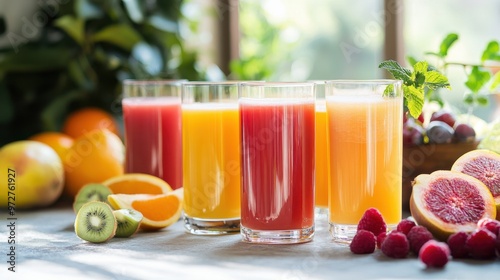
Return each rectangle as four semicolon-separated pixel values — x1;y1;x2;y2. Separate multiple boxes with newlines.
325;80;403;243
313;81;328;215
182;82;241;235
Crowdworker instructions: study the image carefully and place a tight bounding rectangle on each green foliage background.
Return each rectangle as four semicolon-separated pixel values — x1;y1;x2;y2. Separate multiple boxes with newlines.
0;0;204;146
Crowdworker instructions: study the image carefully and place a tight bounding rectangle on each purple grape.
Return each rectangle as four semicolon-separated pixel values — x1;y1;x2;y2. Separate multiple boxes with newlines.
430;110;457;128
427;121;454;144
453;123;476;143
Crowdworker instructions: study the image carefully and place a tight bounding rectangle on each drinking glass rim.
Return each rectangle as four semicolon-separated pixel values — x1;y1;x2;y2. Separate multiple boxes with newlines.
182;81;246;87
123;79;187;86
240;81;315;88
325;79;402;86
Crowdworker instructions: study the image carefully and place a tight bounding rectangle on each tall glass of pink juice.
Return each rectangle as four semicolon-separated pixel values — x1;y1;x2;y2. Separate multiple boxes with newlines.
239;82;315;244
325;80;403;244
122;80;183;190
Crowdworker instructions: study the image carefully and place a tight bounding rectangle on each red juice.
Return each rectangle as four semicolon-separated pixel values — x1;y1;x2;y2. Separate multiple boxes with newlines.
240;100;315;230
122;97;182;189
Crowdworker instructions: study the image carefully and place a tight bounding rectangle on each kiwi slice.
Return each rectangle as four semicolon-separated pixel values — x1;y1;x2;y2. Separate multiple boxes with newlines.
73;183;113;213
113;209;143;238
75;201;117;243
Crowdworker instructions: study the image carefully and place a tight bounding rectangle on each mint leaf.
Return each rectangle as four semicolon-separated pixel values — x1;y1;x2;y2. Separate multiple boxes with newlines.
491;72;500;90
413;61;428;75
481;41;500;62
424;71;451;90
404;85;424;118
465;66;491;93
380;59;451;119
383;84;394;97
378;60;412;84
439;33;459;57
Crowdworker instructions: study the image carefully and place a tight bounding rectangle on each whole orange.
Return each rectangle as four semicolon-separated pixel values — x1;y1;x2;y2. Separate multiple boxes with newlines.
29;132;74;161
62;107;120;139
63;129;124;198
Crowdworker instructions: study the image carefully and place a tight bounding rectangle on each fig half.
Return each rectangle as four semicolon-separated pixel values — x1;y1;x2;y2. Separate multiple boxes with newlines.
410;170;496;241
451;149;500;220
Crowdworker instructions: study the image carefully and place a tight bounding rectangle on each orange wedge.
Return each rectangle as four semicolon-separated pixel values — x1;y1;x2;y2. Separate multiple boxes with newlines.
102;173;172;195
107;188;183;230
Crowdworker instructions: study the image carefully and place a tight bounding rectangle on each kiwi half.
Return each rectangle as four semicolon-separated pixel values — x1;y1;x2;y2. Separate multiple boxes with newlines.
73;183;113;213
113;209;143;238
75;201;117;243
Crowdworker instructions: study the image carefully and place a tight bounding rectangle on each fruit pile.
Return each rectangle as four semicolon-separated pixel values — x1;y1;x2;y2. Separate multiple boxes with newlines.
73;174;183;243
0;107;124;209
350;208;500;268
403;109;476;146
351;148;500;267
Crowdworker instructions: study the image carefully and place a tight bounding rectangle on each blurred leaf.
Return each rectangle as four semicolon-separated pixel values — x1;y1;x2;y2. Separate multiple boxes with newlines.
465;66;491;93
148;14;178;33
0;17;6;35
438;33;458;57
122;0;144;23
463;94;474;105
481;40;500;62
41;90;87;131
491;72;500;90
0;48;73;72
76;0;104;19
54;16;85;45
92;24;142;51
0;83;14;124
406;56;418;67
476;95;489;106
131;42;163;76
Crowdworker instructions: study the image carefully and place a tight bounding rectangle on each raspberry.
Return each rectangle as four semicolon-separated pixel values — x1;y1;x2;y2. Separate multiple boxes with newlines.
447;231;470;259
466;228;497;259
357;208;387;236
407;226;434;255
419;240;450;268
381;231;409;258
350;230;376;254
477;218;500;236
396;219;416;236
376;231;387;249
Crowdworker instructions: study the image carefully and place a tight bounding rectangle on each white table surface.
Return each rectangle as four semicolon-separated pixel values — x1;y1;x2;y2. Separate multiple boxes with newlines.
1;206;499;280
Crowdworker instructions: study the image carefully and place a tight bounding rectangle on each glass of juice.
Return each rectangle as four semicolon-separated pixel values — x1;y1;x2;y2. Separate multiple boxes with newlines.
122;80;183;190
182;82;241;235
239;82;315;244
325;80;403;244
313;81;328;218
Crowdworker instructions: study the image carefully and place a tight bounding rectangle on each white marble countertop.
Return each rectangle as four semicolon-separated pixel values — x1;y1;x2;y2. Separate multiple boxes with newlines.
1;206;499;280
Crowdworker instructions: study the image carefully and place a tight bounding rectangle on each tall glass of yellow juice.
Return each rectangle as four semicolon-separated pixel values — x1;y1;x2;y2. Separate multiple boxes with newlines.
325;80;403;243
314;81;328;212
182;82;240;235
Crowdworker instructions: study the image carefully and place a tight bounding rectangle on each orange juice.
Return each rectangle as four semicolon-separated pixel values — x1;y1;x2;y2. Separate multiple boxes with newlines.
315;102;328;208
326;94;402;226
182;103;241;220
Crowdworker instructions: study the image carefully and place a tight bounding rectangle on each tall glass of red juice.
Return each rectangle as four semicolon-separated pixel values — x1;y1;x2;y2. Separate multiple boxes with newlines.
122;80;183;190
239;82;316;244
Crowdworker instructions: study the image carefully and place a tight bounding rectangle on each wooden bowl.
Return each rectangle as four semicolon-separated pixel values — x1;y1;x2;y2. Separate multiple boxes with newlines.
402;141;479;210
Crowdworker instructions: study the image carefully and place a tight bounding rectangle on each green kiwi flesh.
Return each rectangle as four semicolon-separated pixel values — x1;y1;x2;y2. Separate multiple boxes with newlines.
75;201;117;243
113;209;143;238
73;183;113;213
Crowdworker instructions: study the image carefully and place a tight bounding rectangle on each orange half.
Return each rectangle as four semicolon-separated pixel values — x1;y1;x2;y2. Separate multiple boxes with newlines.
102;173;172;195
107;188;183;230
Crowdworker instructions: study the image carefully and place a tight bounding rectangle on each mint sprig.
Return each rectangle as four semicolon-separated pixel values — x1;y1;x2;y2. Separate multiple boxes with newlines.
379;60;451;118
